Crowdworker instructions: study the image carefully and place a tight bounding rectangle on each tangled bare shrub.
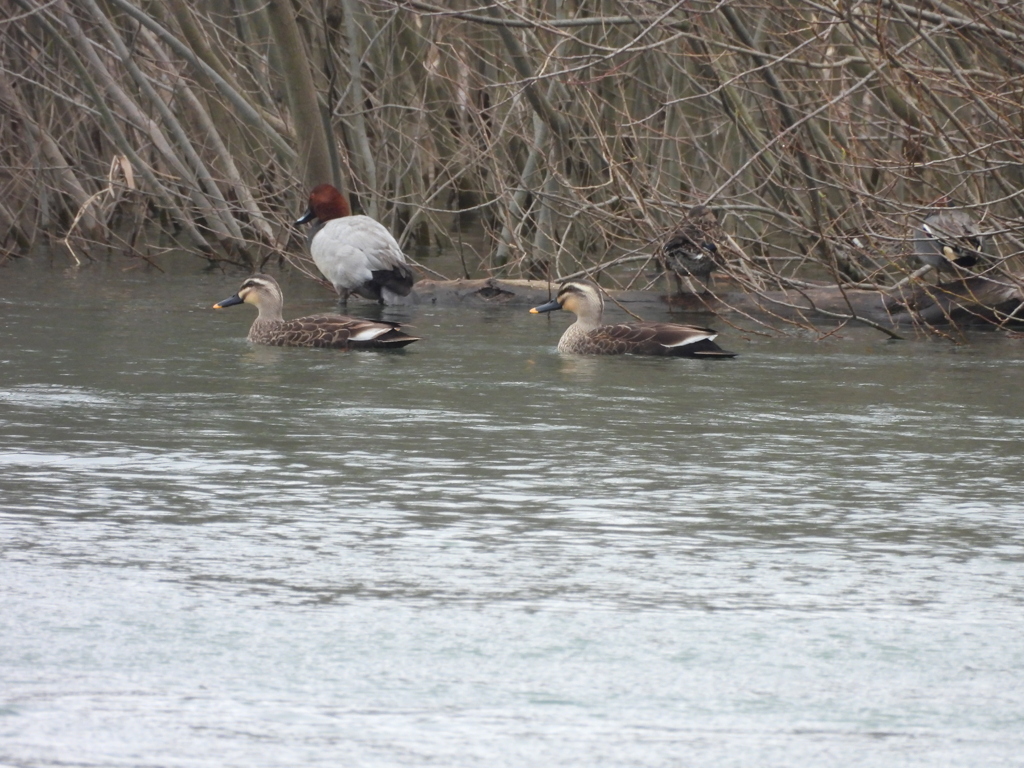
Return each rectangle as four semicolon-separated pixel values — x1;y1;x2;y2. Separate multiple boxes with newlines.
2;0;1023;335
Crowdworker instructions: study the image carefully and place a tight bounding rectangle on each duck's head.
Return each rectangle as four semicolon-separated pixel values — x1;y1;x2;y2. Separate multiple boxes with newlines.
295;184;351;226
530;279;604;321
213;274;284;318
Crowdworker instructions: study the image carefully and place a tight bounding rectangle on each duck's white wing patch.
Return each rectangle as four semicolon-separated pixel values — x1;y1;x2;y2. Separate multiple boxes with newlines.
349;325;391;341
662;331;716;348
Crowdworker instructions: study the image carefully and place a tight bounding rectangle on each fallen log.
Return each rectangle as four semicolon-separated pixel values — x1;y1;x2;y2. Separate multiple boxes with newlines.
397;276;1024;332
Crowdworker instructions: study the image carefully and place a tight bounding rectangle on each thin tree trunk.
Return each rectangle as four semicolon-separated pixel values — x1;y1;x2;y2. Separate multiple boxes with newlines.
264;0;336;189
339;0;379;217
106;0;296;164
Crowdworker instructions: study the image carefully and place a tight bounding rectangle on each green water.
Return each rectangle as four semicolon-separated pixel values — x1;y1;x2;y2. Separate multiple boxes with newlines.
2;259;1023;767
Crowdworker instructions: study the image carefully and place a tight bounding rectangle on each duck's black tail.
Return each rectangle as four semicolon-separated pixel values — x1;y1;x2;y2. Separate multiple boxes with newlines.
687;339;737;359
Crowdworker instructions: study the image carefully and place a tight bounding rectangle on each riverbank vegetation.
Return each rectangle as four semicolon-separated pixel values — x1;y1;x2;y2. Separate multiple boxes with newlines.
2;1;1023;334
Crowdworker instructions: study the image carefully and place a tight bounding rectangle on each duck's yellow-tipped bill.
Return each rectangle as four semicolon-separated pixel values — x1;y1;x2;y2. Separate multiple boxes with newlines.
530;299;562;314
213;294;244;309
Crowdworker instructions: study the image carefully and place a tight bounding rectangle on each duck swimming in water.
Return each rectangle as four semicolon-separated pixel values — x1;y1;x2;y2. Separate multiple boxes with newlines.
213;274;418;349
295;184;415;304
530;279;736;357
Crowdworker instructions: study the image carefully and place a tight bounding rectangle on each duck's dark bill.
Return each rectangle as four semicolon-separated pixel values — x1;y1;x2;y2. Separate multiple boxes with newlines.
213;294;243;309
530;299;561;314
294;208;315;226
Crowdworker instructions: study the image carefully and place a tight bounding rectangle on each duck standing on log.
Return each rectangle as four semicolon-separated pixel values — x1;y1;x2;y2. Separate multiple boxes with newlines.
530;279;736;358
295;184;415;305
659;205;729;294
914;205;986;274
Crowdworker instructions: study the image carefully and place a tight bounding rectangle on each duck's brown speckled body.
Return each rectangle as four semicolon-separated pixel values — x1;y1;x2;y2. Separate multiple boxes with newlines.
530;279;736;358
213;274;418;349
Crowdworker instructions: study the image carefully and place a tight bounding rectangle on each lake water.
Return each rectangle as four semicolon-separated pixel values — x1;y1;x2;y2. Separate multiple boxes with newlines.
2;259;1023;767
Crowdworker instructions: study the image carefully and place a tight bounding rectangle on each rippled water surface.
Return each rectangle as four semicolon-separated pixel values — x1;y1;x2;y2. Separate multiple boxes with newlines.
2;261;1024;767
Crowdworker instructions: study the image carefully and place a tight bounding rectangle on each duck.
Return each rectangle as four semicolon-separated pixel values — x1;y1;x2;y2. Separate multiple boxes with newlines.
914;207;985;273
659;205;729;293
530;279;736;358
213;273;419;349
295;184;415;304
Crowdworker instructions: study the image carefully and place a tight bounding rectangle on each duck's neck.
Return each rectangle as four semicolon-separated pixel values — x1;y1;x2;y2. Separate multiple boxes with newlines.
254;302;284;324
571;309;603;332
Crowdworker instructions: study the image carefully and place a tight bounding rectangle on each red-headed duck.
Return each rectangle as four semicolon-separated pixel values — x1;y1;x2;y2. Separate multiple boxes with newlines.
295;185;415;304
